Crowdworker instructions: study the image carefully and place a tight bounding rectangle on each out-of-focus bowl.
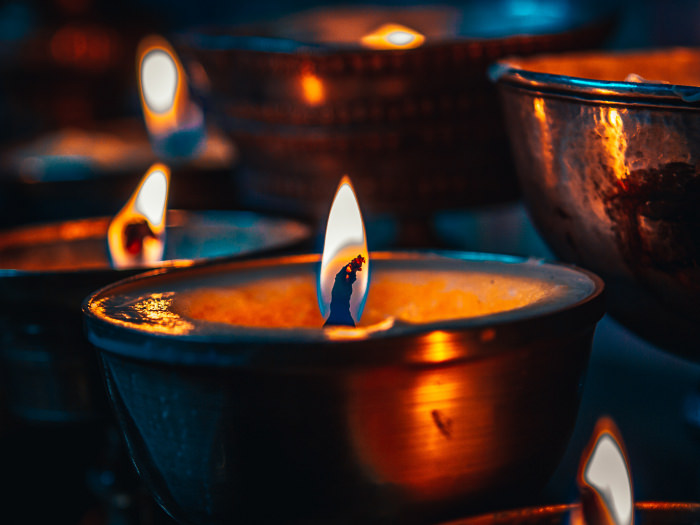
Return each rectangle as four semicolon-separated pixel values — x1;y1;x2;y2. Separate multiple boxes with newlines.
442;502;700;525
0;118;238;227
0;210;310;422
84;251;604;524
177;3;615;233
493;47;700;357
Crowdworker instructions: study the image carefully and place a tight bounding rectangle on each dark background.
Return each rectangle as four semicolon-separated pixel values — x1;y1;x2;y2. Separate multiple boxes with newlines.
1;1;700;524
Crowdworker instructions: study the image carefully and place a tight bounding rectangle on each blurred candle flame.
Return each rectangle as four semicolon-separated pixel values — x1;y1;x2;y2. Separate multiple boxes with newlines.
361;24;425;50
318;176;369;323
577;417;634;525
137;35;205;158
300;72;325;105
108;163;170;268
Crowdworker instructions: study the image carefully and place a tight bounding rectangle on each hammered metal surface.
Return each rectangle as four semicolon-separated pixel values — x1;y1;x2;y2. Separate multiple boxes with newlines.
494;48;700;356
178;8;615;223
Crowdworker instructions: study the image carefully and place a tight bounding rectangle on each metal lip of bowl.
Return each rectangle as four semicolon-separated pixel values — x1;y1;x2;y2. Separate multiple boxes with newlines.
0;209;310;276
491;47;700;107
83;250;605;369
442;502;700;525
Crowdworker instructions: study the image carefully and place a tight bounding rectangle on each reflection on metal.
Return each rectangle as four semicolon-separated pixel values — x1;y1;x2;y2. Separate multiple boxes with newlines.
360;23;425;49
92;292;194;335
532;97;557;189
597;107;628;187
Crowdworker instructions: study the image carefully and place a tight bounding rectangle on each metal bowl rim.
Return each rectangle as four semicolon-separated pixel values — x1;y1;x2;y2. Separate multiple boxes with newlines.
441;501;700;525
177;11;615;55
0;209;311;278
491;47;700;108
82;250;605;368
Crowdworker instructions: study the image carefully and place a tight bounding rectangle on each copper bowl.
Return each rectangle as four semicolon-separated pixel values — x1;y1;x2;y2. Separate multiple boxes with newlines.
83;251;604;524
0;210;310;422
493;48;700;357
176;4;615;227
442;502;700;525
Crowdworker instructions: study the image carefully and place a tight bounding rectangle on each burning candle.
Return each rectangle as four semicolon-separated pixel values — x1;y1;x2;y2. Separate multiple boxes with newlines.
137;35;206;159
83;177;605;524
446;417;700;525
0;165;310;422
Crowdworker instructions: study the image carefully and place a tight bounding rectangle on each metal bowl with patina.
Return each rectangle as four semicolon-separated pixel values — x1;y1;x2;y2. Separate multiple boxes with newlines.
492;48;700;357
83;251;604;524
176;3;615;242
0;210;310;422
442;502;700;525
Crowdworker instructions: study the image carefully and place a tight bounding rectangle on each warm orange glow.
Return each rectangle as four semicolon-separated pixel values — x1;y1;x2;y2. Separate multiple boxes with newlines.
108;163;170;269
178;270;560;328
318;176;369;324
137;35;191;138
50;25;115;70
360;23;425;50
577;417;634;525
532;97;557;189
418;331;462;363
92;293;194;335
300;72;325;105
598;107;629;186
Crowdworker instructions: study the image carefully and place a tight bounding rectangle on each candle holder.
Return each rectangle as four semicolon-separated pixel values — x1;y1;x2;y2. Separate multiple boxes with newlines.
0;210;309;422
492;48;700;358
84;251;604;524
440;502;700;525
175;4;615;244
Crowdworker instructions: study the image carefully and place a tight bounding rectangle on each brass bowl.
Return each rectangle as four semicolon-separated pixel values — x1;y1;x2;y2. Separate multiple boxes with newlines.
442;502;700;525
492;48;700;357
177;4;615;225
83;251;604;524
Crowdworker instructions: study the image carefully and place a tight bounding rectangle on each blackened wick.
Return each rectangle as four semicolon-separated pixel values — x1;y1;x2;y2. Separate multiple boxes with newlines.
324;254;366;327
123;220;157;255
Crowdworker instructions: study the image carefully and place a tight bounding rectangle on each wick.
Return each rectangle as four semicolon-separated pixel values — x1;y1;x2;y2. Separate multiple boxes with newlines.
324;254;365;328
123;220;157;255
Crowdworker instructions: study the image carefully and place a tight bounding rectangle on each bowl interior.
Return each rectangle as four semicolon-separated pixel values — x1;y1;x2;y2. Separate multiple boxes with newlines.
503;48;700;87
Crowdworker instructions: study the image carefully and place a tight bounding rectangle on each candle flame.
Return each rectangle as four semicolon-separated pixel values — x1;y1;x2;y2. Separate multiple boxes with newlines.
318;176;369;323
577;417;634;525
360;24;425;50
108;163;170;268
137;35;205;157
300;72;325;106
